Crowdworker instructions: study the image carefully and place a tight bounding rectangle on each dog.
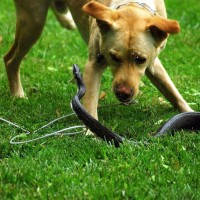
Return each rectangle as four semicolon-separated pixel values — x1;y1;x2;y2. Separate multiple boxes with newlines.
4;0;193;121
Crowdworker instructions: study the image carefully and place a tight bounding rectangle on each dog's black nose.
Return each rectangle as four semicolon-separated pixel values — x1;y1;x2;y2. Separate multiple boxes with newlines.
114;84;134;103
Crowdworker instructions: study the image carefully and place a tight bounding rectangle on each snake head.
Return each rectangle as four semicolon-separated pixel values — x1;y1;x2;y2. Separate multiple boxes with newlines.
73;64;82;78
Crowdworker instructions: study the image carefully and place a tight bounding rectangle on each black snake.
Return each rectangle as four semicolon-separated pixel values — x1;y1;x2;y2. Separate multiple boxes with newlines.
71;64;200;147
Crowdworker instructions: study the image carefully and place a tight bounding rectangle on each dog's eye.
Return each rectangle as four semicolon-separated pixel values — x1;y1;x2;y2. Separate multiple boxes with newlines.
131;54;146;65
134;56;146;65
110;53;122;63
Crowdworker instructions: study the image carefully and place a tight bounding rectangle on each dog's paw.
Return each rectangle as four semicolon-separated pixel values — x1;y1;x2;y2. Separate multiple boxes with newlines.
85;129;95;136
11;89;26;98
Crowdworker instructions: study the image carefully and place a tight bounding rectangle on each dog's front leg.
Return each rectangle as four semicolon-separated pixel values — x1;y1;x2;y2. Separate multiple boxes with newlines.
146;58;193;112
83;60;106;120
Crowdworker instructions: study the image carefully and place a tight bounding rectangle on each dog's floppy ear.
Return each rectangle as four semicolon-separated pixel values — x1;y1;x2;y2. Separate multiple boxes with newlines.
147;16;180;46
82;1;118;32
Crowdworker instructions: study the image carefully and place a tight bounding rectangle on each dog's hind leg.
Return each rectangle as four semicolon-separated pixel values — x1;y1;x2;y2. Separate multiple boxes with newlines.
51;0;76;30
145;58;193;112
4;0;51;97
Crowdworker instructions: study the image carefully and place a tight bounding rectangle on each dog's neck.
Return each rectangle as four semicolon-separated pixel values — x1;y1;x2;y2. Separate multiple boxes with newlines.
110;0;156;14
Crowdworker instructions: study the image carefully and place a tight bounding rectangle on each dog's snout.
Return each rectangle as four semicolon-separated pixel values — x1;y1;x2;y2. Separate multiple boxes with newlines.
114;84;134;102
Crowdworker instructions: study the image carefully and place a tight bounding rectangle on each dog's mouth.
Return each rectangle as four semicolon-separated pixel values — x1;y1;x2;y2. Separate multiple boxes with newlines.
122;100;135;106
115;92;134;104
117;96;133;104
116;96;138;106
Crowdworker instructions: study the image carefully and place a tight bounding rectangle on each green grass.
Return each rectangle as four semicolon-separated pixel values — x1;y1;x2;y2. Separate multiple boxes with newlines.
0;0;200;199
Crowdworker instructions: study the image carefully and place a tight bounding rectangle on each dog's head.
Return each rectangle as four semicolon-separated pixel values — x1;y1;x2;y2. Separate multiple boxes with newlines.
83;1;180;103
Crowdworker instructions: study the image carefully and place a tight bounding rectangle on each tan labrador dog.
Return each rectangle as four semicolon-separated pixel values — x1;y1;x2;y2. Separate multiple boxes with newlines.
4;0;193;120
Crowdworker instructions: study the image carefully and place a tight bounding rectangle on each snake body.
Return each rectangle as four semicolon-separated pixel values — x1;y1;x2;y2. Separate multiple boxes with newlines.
71;65;124;147
71;64;200;147
155;112;200;137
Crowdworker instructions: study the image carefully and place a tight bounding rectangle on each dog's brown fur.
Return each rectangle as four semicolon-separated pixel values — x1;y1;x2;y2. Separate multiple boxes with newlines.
4;0;193;120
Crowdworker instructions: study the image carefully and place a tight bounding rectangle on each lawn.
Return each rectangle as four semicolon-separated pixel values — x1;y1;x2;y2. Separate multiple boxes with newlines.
0;0;200;199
